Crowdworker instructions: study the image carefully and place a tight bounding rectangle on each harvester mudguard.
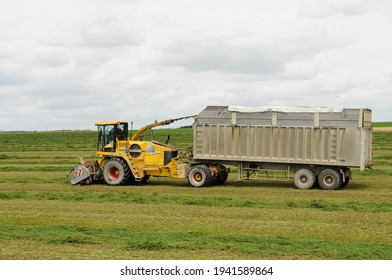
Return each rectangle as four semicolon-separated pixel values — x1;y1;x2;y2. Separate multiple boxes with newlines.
71;165;91;185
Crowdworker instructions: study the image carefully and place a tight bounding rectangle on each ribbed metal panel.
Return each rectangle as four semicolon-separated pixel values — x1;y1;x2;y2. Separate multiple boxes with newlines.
193;106;373;169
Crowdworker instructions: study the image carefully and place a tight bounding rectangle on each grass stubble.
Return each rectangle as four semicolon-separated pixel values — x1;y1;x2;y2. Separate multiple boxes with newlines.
0;128;391;259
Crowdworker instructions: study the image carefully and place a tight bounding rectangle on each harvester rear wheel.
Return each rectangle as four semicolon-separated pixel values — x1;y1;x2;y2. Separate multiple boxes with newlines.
103;157;132;186
188;165;212;187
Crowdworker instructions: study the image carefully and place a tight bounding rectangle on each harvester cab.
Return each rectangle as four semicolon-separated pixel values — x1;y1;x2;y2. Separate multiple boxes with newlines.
96;121;128;152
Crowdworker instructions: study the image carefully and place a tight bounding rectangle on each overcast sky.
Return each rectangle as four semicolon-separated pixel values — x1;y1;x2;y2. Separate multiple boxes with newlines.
1;0;392;131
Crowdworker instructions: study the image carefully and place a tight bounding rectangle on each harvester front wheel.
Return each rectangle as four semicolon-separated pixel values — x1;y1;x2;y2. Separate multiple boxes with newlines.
103;157;132;186
188;165;212;187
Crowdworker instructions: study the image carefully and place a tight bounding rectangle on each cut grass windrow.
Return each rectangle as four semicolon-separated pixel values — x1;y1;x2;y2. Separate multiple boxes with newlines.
0;224;391;260
1;191;392;213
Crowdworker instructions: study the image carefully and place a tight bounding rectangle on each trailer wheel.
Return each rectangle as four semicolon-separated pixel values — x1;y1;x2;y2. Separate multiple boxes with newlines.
318;169;341;190
103;158;132;186
293;169;316;189
188;165;212;187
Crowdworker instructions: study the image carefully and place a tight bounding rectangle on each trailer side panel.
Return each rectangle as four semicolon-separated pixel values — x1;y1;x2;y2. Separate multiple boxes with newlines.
193;106;372;169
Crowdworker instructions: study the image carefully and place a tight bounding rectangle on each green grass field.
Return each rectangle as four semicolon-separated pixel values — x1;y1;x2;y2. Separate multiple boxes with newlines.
372;122;392;127
0;127;391;260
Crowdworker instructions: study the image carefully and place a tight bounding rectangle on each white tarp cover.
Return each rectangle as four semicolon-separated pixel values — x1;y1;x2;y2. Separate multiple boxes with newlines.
228;106;343;113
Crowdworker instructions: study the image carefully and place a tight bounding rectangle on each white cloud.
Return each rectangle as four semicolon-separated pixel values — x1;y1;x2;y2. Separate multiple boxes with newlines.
0;0;392;131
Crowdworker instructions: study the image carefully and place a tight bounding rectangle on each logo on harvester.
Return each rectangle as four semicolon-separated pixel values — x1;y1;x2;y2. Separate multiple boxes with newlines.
146;144;156;154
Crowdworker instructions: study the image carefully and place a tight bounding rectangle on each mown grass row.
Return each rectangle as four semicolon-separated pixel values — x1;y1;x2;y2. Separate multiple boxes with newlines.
372;122;392;127
1;190;392;213
1;223;390;260
0;128;193;152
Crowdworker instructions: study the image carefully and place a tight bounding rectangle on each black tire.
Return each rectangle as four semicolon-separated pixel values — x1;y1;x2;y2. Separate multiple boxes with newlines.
293;169;316;189
211;165;229;185
188;165;213;187
318;169;341;190
103;158;132;185
141;175;150;183
212;170;229;185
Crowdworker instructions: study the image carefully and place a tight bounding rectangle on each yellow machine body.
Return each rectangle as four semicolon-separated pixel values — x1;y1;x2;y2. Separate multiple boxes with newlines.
71;118;192;186
96;139;188;180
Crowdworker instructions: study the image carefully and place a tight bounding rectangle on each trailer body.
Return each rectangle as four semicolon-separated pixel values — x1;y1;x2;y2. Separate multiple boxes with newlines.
192;106;372;189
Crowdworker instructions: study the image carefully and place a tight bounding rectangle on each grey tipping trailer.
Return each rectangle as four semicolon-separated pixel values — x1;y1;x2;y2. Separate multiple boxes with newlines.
191;106;373;190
